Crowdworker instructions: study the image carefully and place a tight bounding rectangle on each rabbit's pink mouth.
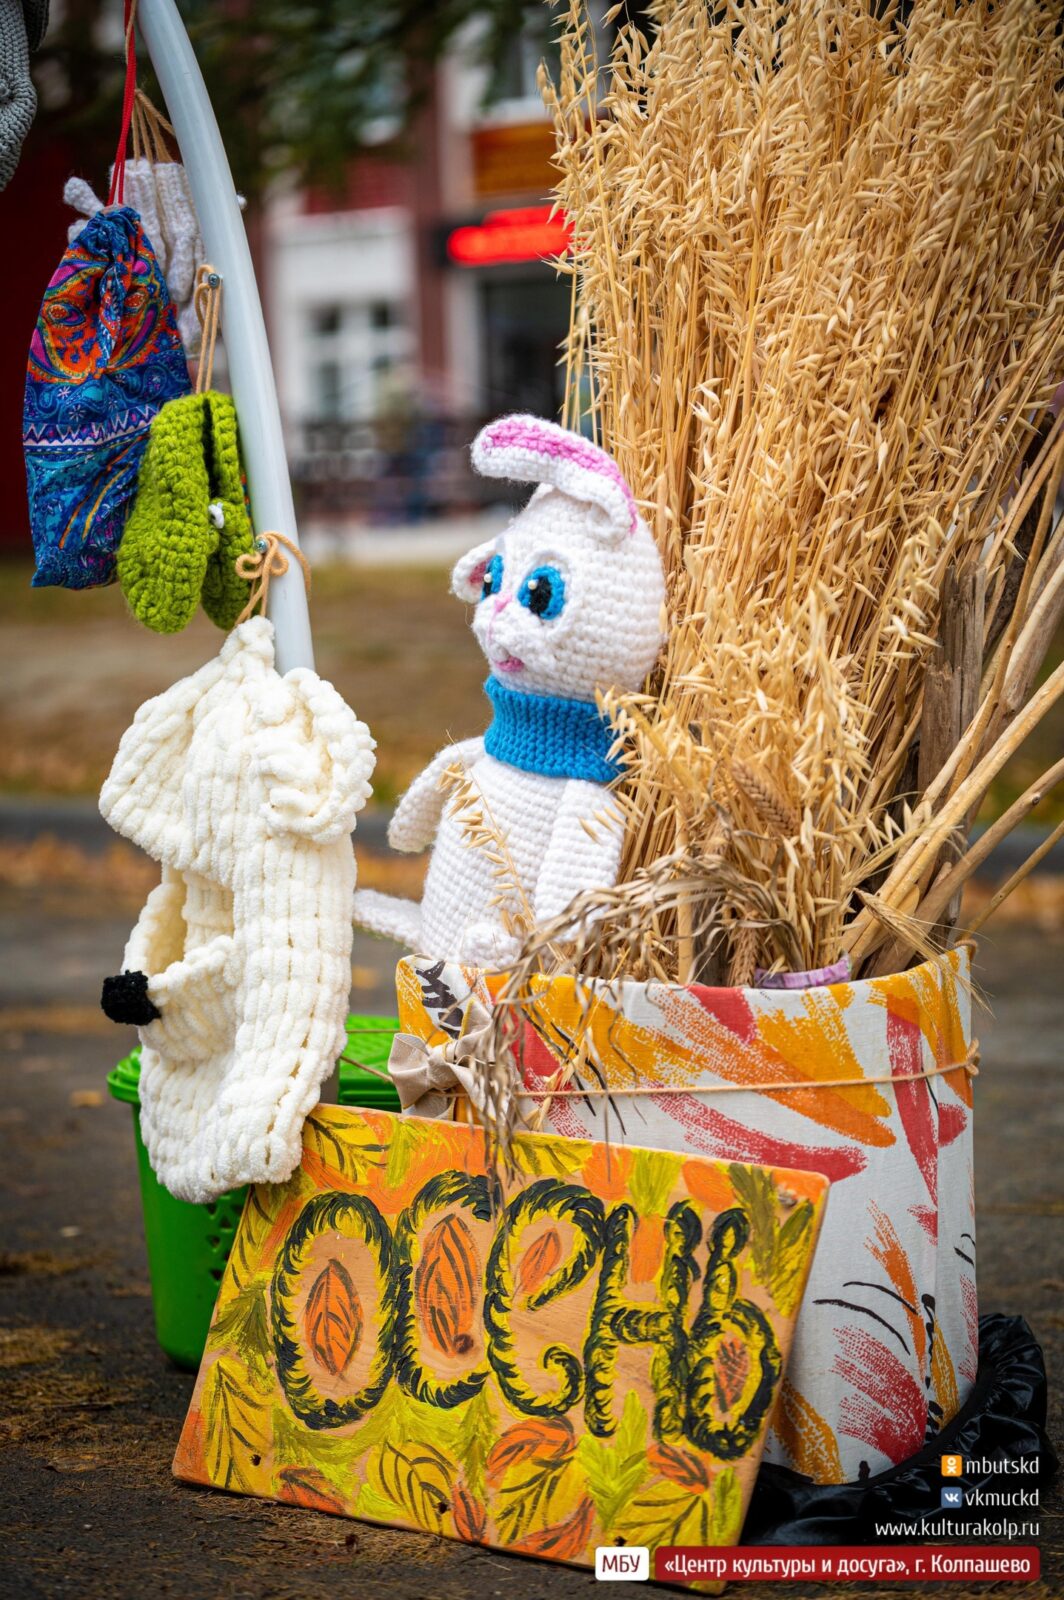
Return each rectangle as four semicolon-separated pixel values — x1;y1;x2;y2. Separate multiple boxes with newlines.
494;655;524;674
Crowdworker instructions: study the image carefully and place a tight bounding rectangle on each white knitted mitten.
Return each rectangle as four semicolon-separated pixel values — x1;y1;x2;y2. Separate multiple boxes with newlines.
63;174;104;244
122;160;167;268
153;161;201;301
65;162;164;255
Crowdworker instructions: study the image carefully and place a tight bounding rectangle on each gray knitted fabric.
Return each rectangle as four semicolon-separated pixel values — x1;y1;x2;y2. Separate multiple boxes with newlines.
0;0;37;193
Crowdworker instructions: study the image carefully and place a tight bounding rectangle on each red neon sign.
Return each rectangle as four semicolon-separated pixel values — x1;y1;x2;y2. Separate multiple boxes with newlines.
447;206;572;267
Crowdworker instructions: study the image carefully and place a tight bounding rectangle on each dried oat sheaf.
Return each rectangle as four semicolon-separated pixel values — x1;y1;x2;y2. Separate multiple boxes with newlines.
534;0;1064;982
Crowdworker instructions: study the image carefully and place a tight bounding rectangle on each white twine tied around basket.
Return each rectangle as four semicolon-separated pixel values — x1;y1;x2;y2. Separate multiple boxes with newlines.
382;994;980;1127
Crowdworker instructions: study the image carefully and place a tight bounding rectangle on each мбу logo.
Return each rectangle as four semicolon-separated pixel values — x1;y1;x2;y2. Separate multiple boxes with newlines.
595;1547;650;1581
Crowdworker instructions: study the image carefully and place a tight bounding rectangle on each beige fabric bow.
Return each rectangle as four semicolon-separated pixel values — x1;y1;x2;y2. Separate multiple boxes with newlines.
387;996;494;1120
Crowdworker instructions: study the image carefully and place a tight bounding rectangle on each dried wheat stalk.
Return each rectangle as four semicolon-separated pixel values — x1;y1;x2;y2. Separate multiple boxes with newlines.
539;0;1064;981
478;849;805;1150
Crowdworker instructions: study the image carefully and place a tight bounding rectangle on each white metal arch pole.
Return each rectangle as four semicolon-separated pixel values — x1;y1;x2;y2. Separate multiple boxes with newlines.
135;0;315;674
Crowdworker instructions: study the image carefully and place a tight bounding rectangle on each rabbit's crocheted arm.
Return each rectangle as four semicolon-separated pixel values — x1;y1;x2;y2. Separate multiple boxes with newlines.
534;781;625;929
388;737;484;854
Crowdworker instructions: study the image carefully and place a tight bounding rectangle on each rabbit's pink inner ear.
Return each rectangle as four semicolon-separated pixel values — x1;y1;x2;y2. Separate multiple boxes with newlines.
473;414;637;538
451;541;496;601
467;559;488;590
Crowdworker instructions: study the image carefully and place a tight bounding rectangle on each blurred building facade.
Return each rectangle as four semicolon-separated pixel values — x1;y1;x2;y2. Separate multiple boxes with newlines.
0;7;604;546
269;15;596;524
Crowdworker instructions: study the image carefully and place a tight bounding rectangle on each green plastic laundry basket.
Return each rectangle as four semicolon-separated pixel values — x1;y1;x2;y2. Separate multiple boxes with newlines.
108;1013;400;1370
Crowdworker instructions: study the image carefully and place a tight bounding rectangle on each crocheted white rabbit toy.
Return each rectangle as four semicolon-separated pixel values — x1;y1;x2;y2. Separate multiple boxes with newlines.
354;415;665;966
99;618;376;1203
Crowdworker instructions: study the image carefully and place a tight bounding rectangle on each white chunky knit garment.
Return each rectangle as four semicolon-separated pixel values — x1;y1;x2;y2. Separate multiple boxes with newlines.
100;618;376;1203
354;415;665;965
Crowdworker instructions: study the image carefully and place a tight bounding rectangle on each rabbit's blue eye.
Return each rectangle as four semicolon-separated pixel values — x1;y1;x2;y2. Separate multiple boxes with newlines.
518;565;566;621
481;553;503;600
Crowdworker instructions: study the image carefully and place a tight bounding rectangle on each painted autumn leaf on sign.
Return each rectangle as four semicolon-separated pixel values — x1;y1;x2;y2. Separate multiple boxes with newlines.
363;1439;457;1533
512;1134;586;1179
488;1417;584;1545
614;1464;741;1549
513;1496;596;1559
516;1226;563;1299
580;1142;634;1203
771;1204;816;1316
209;1284;273;1393
304;1258;362;1377
629;1213;665;1283
714;1333;751;1413
416;1213;480;1357
486;1417;575;1487
728;1162;815;1315
301;1114;388;1187
453;1481;487;1542
626;1149;679;1282
455;1384;495;1500
204;1356;269;1493
576;1391;648;1534
276;1465;347;1515
271;1402;364;1480
647;1441;710;1492
629;1147;682;1217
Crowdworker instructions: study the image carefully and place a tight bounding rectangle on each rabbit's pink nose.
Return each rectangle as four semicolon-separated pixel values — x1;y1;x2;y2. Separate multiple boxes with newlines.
492;594;510;614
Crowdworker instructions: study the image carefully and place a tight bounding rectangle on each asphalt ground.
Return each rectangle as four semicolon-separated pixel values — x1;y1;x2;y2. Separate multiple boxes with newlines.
0;870;1060;1600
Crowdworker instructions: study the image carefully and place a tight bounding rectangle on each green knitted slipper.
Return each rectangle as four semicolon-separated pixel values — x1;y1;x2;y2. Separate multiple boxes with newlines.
198;395;256;630
117;392;253;634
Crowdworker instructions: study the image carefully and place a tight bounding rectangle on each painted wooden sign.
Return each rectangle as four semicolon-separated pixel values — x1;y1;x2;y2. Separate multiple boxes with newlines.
174;1107;829;1579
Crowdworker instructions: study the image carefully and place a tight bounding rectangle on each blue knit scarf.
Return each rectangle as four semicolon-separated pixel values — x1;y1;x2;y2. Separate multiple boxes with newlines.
483;676;621;783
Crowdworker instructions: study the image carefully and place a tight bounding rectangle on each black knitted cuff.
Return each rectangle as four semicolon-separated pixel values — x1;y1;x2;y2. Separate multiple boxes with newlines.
101;970;161;1027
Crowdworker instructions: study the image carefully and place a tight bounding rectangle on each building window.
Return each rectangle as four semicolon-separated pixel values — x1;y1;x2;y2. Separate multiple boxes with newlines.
480;275;570;418
311;305;343;338
486;15;560;108
305;301;410;422
313;360;343;421
481;3;611;116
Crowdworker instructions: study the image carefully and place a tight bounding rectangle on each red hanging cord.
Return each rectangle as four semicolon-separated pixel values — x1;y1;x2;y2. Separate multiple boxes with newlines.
107;0;138;207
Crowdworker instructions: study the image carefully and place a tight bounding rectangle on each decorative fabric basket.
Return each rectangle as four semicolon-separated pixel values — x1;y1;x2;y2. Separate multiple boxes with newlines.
395;948;977;1486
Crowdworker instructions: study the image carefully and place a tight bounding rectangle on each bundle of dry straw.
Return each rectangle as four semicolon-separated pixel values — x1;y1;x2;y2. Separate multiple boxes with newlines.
528;0;1064;987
